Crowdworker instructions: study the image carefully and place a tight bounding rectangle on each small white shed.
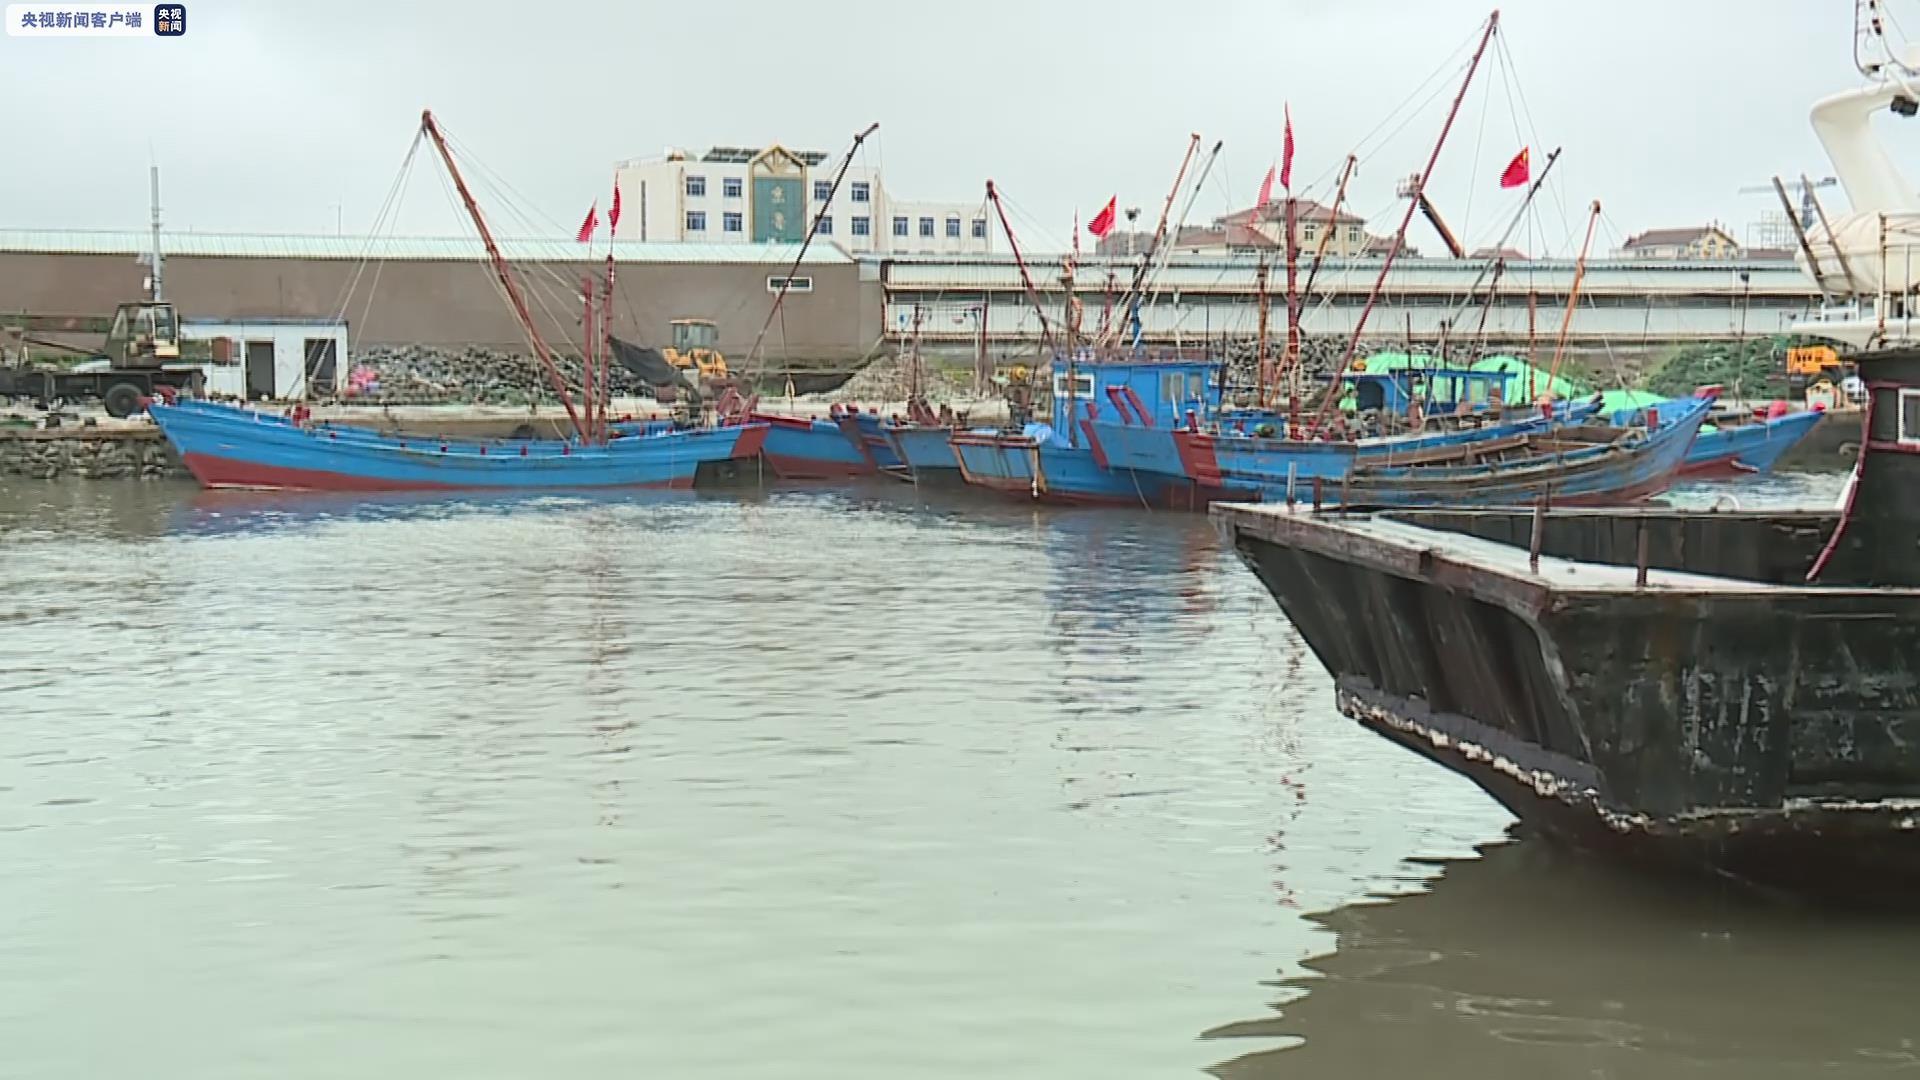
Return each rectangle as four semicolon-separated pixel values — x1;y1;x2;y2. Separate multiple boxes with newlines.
181;318;350;401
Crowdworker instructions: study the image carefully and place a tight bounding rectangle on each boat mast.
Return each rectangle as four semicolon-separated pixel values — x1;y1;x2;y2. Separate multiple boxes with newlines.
1282;192;1300;412
985;180;1055;353
745;122;880;376
601;252;616;440
1254;256;1272;407
1299;154;1356;302
581;273;597;441
1309;11;1501;435
1543;200;1602;403
419;110;587;442
1101;134;1203;349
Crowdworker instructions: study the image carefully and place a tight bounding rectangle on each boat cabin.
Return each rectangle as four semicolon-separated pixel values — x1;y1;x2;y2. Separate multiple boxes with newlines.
1348;366;1513;417
1047;354;1223;431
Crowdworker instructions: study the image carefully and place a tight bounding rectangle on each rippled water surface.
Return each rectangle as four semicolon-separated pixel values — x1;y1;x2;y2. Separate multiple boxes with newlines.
5;473;1914;1079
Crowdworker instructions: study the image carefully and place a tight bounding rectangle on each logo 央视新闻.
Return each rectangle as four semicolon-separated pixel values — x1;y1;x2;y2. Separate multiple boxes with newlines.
151;2;181;34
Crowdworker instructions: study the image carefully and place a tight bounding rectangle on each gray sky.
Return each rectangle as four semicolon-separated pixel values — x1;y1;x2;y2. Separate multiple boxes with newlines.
0;0;1905;255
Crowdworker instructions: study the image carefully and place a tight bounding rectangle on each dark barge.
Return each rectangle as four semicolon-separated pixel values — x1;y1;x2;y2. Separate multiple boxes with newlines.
1212;348;1920;904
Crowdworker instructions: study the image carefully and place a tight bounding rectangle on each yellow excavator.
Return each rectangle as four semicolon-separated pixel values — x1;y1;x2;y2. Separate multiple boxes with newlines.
664;319;729;381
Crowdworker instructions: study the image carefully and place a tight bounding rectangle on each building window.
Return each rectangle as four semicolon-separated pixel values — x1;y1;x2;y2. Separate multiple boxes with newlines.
817;214;833;235
1346;226;1361;243
1302;223;1317;242
686;210;706;232
851;182;870;203
722;177;742;199
851;216;870;236
919;217;935;237
945;216;961;238
893;216;909;236
686;175;706;197
813;180;832;201
1901;388;1920;447
768;275;814;294
971;218;987;239
723;211;743;233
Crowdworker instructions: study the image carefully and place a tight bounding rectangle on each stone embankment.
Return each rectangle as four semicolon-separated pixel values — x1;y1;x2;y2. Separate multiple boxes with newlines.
0;425;185;481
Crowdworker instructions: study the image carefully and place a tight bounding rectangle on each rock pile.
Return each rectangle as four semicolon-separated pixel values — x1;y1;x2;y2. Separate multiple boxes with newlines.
0;430;183;480
325;345;651;406
820;354;981;406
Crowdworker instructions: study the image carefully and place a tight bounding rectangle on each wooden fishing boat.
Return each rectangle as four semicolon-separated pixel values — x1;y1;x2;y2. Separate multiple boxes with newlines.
154;397;763;491
150;110;767;493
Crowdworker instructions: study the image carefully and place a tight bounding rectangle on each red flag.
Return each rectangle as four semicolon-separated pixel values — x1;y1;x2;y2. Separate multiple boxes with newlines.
609;184;622;232
1281;104;1295;191
1087;196;1117;239
1500;147;1530;189
1256;165;1276;209
576;202;598;243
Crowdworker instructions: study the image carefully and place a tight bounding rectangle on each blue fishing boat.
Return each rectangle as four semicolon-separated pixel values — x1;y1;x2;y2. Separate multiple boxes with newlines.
1172;393;1712;508
1603;391;1826;477
153;398;766;491
881;422;961;482
750;408;875;479
1092;363;1606;510
831;407;908;477
952;354;1227;507
148;110;769;495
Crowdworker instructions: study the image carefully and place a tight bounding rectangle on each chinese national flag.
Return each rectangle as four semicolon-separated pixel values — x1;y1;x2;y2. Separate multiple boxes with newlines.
1087;196;1117;239
1500;147;1530;189
608;184;622;232
576;203;598;243
1281;104;1295;190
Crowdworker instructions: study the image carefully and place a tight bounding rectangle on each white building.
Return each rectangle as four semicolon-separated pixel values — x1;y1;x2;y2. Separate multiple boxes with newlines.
612;144;993;256
182;317;349;402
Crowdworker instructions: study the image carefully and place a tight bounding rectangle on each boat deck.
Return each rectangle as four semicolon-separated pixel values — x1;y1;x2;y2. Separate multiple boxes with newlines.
1213;502;1920;603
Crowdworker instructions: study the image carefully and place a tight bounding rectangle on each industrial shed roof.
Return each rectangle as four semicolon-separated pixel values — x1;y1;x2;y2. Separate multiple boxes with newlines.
0;229;853;265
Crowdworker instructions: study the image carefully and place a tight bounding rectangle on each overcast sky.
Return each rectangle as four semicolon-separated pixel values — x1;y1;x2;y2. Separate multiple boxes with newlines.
0;0;1907;256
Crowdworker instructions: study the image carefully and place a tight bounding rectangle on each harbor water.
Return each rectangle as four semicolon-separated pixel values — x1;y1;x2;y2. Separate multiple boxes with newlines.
5;474;1917;1079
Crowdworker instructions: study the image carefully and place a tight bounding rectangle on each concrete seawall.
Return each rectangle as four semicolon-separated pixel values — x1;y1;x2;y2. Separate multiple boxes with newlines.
0;427;186;481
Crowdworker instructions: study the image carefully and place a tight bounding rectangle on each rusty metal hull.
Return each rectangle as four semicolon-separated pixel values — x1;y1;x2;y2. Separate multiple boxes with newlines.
1215;503;1920;902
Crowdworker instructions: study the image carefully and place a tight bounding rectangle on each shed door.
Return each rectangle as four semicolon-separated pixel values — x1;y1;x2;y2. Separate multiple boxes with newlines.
304;338;338;396
245;340;275;400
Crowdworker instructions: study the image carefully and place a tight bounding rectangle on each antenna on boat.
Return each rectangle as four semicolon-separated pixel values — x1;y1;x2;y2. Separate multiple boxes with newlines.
419;109;589;442
1309;10;1501;436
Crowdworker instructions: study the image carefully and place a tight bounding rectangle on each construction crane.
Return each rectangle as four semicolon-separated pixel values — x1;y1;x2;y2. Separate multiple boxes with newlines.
1737;175;1838;229
1397;173;1465;258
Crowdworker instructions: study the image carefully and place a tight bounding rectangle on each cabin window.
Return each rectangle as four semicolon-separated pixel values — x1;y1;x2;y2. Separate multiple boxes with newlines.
1901;388;1920;447
1188;373;1205;399
1054;372;1095;400
1162;372;1184;403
